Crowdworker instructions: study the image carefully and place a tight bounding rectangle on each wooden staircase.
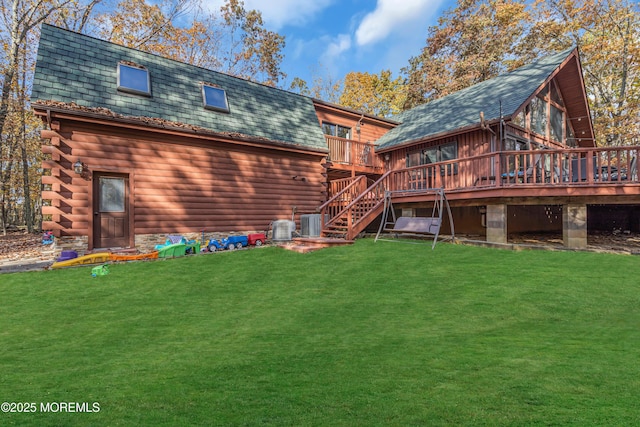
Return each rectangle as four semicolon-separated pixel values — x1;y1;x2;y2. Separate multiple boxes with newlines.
319;172;392;240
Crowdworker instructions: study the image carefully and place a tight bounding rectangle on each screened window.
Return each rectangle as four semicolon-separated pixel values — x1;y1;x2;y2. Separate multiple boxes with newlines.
406;142;458;174
117;63;150;96
202;84;230;112
322;122;351;139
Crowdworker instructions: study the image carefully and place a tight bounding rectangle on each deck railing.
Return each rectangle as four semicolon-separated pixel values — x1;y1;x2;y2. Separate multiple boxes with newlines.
383;146;640;192
325;135;383;170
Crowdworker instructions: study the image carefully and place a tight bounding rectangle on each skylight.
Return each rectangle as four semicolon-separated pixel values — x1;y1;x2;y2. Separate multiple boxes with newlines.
202;83;229;112
117;63;150;96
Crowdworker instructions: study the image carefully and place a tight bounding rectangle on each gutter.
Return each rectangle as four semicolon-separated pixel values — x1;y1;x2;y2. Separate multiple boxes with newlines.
33;102;329;156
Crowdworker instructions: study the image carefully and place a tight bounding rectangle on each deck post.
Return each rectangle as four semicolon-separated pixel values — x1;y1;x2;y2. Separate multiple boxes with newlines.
486;204;508;244
563;204;587;249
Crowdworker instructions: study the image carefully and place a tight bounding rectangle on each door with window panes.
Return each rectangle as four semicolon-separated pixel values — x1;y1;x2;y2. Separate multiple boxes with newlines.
93;173;130;248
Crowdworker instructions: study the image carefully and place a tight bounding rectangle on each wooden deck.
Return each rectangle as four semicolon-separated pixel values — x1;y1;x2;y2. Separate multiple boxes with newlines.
326;143;640;204
321;145;640;241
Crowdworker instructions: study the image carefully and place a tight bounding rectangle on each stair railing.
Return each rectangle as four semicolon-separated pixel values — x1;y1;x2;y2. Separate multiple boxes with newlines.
318;175;367;228
321;171;393;239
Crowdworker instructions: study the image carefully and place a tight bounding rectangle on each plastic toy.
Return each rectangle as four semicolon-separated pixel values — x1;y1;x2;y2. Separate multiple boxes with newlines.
158;243;186;258
224;235;248;250
42;231;54;245
206;233;267;252
110;252;159;262
91;264;109;277
51;252;111;269
206;239;224;252
57;250;78;262
248;233;266;246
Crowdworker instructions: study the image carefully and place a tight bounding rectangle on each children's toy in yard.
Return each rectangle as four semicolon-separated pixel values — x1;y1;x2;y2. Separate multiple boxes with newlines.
91;264;109;277
51;252;111;269
223;235;248;250
42;231;54;245
206;233;267;252
248;233;266;246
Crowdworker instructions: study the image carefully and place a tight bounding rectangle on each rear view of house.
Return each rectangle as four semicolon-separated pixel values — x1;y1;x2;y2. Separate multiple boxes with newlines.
33;24;640;254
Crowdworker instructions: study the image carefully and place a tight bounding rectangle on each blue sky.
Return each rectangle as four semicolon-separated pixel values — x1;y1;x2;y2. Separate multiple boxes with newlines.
203;0;455;87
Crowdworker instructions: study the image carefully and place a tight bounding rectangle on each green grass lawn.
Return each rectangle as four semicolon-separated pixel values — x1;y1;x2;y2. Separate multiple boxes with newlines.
1;239;640;426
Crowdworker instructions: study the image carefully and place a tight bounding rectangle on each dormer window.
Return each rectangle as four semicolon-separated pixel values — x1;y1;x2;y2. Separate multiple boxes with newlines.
117;62;150;96
202;83;229;112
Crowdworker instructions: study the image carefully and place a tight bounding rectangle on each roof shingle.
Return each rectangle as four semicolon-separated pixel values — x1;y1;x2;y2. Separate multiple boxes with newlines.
32;24;327;151
375;48;576;150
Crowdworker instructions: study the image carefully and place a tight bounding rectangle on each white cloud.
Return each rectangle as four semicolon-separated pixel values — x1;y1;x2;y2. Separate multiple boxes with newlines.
355;0;441;47
325;34;352;58
202;0;335;30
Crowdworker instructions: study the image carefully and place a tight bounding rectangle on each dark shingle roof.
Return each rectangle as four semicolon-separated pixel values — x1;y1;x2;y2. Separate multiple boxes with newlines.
32;24;327;151
376;48;576;150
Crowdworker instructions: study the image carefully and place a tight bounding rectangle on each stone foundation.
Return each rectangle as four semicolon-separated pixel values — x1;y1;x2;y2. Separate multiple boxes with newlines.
52;235;89;257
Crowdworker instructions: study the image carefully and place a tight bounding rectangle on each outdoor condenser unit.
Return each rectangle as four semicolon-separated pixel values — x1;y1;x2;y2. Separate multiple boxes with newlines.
300;214;322;237
271;220;296;241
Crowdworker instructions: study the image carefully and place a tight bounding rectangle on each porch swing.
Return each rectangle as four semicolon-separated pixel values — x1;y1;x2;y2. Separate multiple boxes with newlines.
374;188;455;249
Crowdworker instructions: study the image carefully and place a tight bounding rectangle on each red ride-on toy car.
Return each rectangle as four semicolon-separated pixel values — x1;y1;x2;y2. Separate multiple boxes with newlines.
248;233;266;246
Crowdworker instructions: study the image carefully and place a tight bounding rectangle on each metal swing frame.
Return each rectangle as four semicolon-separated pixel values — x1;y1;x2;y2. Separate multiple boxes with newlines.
374;188;455;249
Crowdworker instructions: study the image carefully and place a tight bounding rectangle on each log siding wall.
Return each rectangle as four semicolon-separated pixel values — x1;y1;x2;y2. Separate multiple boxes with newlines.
41;117;328;250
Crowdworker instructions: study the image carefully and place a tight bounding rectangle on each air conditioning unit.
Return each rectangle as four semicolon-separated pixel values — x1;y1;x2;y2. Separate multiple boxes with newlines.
301;214;322;237
272;220;296;241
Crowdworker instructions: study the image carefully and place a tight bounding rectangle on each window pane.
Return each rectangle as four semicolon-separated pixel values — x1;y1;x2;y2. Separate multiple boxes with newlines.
407;150;422;167
551;82;563;106
337;125;351;139
440;143;457;161
512;110;525;128
550;104;563;142
202;85;229;112
322;122;335;135
100;177;125;212
118;64;150;95
424;148;438;164
530;96;547;136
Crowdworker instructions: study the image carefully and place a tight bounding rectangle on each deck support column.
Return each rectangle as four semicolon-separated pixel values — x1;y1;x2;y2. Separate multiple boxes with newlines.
563;204;587;249
486;204;508;244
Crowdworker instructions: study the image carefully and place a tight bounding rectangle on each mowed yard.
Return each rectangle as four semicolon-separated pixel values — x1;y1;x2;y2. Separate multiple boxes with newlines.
1;239;639;426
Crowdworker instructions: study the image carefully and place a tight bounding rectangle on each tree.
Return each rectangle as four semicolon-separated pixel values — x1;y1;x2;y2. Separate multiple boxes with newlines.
524;0;639;146
288;63;342;103
403;0;639;147
0;0;74;155
218;0;285;86
403;0;529;108
339;70;406;117
96;0;286;86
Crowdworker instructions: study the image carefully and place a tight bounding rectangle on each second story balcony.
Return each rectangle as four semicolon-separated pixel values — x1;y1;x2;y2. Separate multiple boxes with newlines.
325;135;383;177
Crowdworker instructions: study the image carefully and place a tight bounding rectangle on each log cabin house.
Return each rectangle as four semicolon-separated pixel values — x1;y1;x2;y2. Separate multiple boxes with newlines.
33;25;639;254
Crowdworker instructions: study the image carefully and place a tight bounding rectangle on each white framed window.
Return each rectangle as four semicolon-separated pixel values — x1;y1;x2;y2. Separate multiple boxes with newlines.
117;63;151;96
202;84;230;112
